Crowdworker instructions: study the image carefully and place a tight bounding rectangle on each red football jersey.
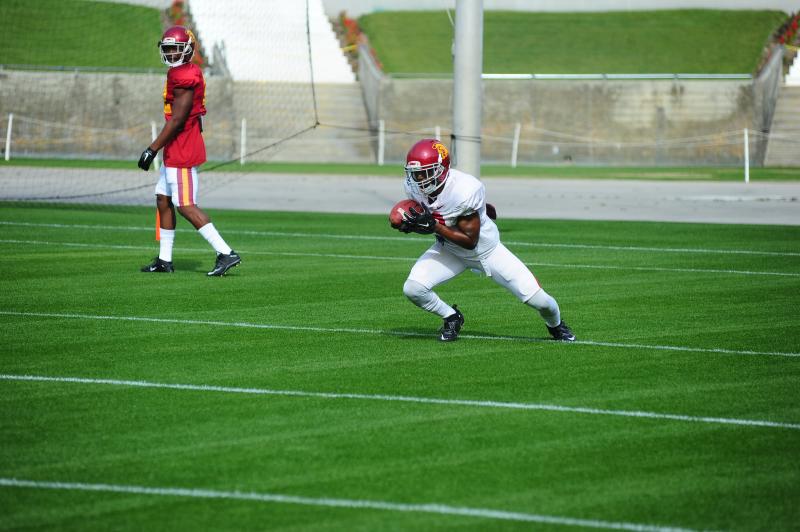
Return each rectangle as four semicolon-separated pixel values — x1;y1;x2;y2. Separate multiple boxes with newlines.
162;63;207;167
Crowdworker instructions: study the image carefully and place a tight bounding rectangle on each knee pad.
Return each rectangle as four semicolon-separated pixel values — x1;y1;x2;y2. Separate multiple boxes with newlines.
403;279;429;304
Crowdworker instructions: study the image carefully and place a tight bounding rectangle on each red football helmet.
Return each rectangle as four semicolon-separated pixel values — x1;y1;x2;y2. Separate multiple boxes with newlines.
159;26;196;67
405;138;451;195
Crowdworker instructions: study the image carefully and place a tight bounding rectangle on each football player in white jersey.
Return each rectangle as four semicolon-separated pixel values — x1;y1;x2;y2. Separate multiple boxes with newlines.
396;138;575;342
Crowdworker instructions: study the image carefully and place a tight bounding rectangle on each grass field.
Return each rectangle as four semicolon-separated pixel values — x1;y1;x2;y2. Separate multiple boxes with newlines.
3;158;800;182
0;0;163;69
359;9;785;74
1;4;783;76
1;202;798;530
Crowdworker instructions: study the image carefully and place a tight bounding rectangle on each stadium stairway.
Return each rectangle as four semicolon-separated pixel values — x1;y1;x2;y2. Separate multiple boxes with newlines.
232;81;374;163
764;85;800;166
189;0;373;162
189;0;354;83
286;83;374;163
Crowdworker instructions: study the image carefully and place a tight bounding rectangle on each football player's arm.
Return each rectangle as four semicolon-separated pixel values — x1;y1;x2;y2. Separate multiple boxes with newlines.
138;87;193;170
149;87;193;152
434;212;480;250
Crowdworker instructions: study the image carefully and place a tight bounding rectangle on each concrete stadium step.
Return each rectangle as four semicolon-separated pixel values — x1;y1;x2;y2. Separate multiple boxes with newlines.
191;0;354;83
771;119;800;127
267;126;376;163
765;86;800;166
232;81;373;163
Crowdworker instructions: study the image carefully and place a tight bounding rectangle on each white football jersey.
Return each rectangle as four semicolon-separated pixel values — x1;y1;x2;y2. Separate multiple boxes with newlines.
405;168;500;260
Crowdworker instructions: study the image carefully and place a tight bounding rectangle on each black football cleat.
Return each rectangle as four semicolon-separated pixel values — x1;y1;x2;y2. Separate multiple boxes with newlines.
141;257;174;273
439;305;465;342
207;250;241;276
547;321;576;342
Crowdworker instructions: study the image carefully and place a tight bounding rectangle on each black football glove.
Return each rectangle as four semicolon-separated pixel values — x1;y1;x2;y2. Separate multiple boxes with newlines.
398;221;413;234
137;147;157;171
402;205;437;235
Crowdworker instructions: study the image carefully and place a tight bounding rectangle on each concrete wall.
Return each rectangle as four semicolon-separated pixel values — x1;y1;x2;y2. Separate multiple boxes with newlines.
373;77;762;166
0;46;781;166
359;46;782;166
0;70;359;163
0;69;236;160
324;0;797;17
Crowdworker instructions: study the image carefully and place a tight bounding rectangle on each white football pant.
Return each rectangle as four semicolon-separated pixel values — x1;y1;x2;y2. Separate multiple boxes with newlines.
403;242;561;326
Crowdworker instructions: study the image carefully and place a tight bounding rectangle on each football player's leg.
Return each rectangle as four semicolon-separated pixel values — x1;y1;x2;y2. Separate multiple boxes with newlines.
484;243;562;327
526;289;561;328
144;167;176;269
156;194;176;263
172;167;208;228
156;194;176;229
172;167;234;256
404;245;466;318
155;167;176;229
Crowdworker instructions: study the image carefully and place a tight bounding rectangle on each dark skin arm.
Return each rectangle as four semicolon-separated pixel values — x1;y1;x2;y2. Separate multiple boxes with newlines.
149;87;193;152
433;211;480;250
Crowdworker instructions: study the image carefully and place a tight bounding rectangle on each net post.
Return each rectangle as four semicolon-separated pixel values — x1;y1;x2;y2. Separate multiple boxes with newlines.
240;118;247;166
150;121;160;171
511;122;521;168
4;113;12;161
378;119;385;166
743;128;750;184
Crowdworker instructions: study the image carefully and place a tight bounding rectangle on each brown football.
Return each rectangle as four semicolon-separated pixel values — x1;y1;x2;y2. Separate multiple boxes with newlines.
389;199;424;228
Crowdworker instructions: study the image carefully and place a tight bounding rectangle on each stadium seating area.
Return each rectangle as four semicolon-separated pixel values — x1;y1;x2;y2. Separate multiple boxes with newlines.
189;0;355;83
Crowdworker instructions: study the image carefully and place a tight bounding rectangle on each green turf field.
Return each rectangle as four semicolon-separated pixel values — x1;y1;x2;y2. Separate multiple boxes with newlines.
0;0;163;69
1;202;798;530
359;9;785;74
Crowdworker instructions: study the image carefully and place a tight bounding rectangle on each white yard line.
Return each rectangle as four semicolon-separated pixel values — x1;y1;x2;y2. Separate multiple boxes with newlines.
0;239;411;262
1;220;797;257
1;238;798;277
1;310;799;358
1;374;799;431
0;478;697;531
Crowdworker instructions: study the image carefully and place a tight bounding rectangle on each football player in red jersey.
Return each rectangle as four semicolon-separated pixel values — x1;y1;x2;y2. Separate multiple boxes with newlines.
138;26;241;276
395;139;574;342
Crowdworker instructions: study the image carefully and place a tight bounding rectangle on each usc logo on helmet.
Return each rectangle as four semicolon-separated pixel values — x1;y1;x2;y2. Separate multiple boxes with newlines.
432;142;448;160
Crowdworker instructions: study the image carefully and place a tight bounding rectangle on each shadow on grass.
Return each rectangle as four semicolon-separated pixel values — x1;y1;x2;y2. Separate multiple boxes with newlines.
388;326;554;344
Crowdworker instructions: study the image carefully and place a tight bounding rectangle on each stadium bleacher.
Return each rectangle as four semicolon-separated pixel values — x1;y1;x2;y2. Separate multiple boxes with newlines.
189;0;355;83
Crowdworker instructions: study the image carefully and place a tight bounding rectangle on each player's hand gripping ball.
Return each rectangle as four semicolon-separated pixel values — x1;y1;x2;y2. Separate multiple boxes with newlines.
389;199;423;229
390;199;436;234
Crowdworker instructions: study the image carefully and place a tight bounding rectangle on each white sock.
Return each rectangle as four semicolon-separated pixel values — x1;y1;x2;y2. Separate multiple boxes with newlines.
158;229;175;262
198;223;232;255
526;288;561;327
